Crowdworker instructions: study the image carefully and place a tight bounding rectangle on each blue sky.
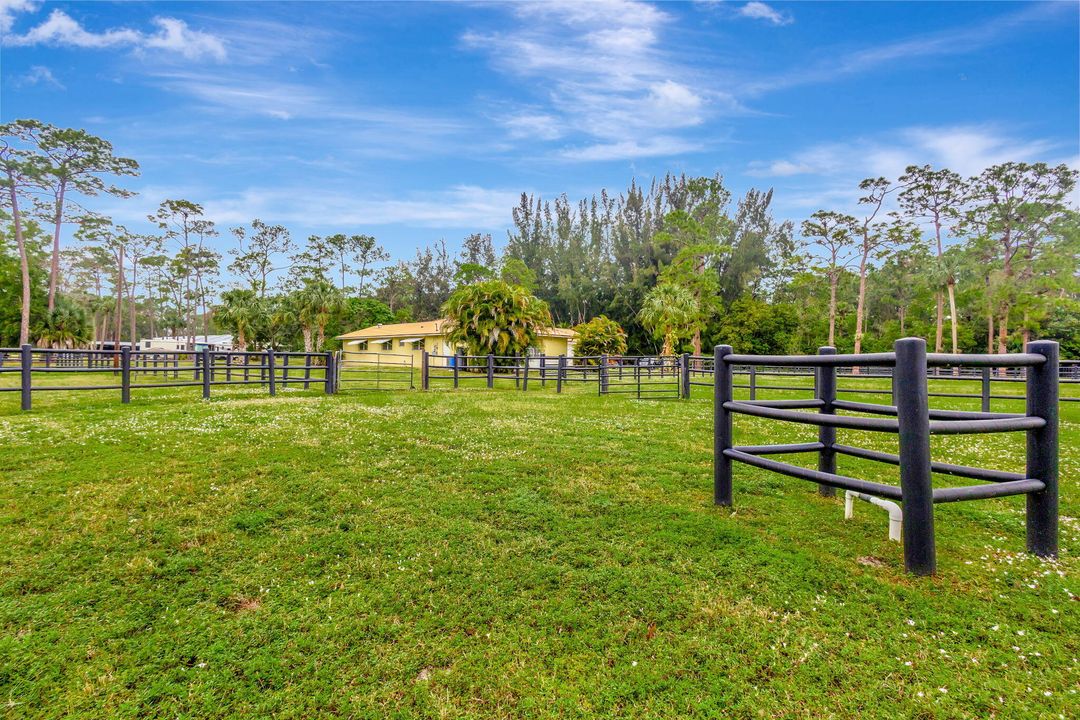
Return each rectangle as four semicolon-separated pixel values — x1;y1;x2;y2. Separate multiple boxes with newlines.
2;0;1078;263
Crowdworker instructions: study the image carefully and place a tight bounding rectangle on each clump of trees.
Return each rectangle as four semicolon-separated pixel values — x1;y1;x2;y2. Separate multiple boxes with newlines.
572;315;627;358
442;279;552;357
3;117;1078;358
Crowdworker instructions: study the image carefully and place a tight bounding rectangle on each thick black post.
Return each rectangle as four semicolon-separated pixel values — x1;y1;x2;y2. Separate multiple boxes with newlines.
600;354;608;394
557;355;565;394
121;346;131;404
714;345;733;506
522;354;530;391
749;366;757;401
304;354;312;390
486;354;494;388
894;337;935;576
514;353;521;389
282;353;290;388
1025;341;1058;558
201;348;211;399
20;344;32;411
453;354;460;388
324;351;336;394
981;367;991;412
540;354;546;387
680;352;690;399
421;350;429;391
267;348;276;396
815;346;837;497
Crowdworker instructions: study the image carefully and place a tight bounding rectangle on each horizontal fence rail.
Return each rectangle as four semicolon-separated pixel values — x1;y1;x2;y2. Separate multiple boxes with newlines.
678;354;1079;408
2;345;335;410
713;338;1059;576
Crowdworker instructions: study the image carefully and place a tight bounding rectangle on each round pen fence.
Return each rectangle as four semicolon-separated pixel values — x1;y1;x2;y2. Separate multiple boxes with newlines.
1;345;334;410
712;338;1059;576
599;355;681;399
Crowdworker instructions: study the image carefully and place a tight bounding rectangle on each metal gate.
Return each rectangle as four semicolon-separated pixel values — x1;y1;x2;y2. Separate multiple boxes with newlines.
599;355;681;399
336;350;415;391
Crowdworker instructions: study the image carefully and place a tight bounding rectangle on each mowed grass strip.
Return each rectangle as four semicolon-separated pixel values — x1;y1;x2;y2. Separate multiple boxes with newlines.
0;377;1077;719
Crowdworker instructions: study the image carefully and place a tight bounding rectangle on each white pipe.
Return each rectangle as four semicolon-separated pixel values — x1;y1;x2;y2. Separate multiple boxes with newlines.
844;491;902;542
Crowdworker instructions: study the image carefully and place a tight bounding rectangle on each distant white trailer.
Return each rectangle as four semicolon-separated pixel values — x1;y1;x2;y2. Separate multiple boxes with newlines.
140;335;234;352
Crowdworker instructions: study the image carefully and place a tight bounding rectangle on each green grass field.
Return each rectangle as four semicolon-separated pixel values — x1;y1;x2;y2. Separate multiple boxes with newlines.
1;371;1077;718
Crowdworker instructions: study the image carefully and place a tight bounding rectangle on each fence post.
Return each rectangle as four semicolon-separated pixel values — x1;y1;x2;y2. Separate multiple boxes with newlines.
680;352;690;399
453;354;460;388
304;354;312;390
486;354;494;388
894;337;935;576
557;355;565;394
121;346;131;404
714;345;733;506
20;344;32;411
267;348;276;396
600;354;608;394
421;350;430;391
540;353;546;387
981;367;991;412
201;348;212;399
1025;340;1058;558
748;365;757;401
282;353;290;389
815;347;837;497
522;354;530;391
325;351;336;394
514;353;521;389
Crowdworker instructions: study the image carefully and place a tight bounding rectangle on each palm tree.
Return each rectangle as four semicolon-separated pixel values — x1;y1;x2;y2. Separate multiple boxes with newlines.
35;299;91;349
215;288;262;351
294;280;342;352
442;279;552;357
638;283;699;356
267;299;297;350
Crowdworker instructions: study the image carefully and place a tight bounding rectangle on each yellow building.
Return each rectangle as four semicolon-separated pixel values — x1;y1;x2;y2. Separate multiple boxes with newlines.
336;319;576;368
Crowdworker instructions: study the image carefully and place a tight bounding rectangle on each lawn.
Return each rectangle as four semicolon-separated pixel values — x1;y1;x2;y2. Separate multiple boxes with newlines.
0;374;1077;718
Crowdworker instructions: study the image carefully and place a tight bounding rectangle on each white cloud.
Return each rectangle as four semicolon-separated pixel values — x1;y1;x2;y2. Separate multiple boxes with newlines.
0;0;38;33
751;125;1067;183
501;111;564;141
141;18;227;61
557;136;702;162
743;1;1066;95
4;9;226;61
464;0;718;154
739;2;793;27
15;64;64;89
749;125;1077;216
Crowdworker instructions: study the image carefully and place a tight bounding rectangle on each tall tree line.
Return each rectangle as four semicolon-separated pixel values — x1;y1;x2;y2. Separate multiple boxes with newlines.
3;119;1078;357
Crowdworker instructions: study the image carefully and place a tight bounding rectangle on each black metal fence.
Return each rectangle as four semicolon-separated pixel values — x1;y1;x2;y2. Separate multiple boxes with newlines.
420;353;599;391
1;345;335;410
337;349;414;391
713;339;1059;576
418;352;684;397
681;353;1079;408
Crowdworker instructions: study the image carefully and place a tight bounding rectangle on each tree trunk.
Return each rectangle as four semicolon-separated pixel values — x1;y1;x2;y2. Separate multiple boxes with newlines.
48;180;66;313
128;259;138;350
302;326;313;353
827;273;838;347
946;280;959;354
934;292;944;352
691;328;701;357
115;247;125;345
852;248;869;372
6;178;31;346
